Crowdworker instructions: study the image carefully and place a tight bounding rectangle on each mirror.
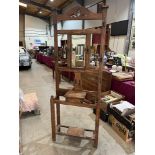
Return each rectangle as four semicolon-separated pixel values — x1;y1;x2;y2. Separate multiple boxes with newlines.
71;35;86;68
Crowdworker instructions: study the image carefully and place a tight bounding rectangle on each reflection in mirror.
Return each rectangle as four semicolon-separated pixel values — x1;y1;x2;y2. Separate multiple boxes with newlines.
58;37;68;67
61;40;67;59
71;35;86;68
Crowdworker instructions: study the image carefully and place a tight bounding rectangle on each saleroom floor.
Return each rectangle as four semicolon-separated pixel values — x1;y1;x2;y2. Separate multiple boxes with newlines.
19;60;135;155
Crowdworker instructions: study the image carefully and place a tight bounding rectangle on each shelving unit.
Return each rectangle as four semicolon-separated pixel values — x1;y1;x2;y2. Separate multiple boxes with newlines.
50;3;109;147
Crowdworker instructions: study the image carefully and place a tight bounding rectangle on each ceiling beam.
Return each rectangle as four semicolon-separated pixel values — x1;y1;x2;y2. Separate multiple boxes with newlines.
35;0;49;15
20;0;54;12
20;0;62;15
59;0;73;9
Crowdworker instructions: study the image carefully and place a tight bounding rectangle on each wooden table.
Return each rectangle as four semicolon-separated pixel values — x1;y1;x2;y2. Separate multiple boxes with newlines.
111;79;135;105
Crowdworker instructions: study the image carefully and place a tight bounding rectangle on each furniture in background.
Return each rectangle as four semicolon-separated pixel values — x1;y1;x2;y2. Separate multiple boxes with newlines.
36;53;135;106
111;79;135;105
36;53;55;78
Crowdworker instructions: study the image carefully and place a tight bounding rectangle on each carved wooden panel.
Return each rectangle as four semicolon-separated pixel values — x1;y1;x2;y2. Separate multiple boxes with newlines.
81;71;112;92
56;5;106;21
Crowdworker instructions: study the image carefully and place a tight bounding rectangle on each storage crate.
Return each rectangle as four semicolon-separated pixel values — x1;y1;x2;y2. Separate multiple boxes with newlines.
108;114;134;142
100;90;124;112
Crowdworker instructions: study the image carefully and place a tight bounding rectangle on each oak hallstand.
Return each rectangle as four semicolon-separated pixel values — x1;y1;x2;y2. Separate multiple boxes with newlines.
50;3;109;147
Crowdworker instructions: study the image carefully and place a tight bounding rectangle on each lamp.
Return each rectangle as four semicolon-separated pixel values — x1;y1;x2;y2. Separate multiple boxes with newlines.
19;2;27;8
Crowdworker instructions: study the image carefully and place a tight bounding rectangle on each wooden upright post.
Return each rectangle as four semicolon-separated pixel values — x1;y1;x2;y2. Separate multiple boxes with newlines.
54;15;61;130
94;5;108;147
54;15;59;97
85;34;91;69
67;34;72;68
56;96;60;131
50;96;56;141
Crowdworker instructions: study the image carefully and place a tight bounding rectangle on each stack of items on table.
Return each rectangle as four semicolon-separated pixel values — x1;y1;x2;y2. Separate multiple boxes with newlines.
94;90;135;142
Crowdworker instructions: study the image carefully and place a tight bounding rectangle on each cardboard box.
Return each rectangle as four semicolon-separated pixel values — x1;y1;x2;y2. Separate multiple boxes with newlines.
100;91;124;112
108;115;133;142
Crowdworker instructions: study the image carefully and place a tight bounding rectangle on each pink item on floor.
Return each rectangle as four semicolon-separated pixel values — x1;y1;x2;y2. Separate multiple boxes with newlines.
21;92;39;112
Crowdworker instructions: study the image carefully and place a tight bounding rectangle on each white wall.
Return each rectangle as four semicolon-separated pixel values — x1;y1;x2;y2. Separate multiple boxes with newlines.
107;0;130;54
128;0;135;58
109;36;126;54
107;0;130;24
84;0;130;27
63;20;82;30
25;15;52;49
62;1;82;31
51;22;62;47
84;4;102;29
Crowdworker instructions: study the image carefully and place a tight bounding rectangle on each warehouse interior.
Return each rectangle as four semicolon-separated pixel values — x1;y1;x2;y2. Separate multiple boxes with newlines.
19;0;135;155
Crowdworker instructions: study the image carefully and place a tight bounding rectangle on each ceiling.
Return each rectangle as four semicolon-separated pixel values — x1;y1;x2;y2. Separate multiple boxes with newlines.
19;0;75;21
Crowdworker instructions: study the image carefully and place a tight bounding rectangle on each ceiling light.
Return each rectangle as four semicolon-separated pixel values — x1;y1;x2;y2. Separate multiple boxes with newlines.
19;2;27;8
39;11;42;14
50;0;54;2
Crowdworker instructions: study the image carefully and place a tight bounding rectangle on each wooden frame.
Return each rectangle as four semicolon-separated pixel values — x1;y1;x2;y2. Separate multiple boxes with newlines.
51;3;108;147
57;28;102;34
55;5;108;21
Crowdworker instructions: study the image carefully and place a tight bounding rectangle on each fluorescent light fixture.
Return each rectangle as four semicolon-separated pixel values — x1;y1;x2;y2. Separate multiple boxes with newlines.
19;2;27;7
